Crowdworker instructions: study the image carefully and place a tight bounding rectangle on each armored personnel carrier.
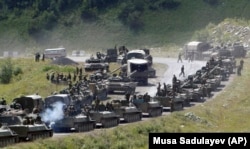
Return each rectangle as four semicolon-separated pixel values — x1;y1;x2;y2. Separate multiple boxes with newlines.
0;124;18;148
88;101;120;128
0;115;53;141
43;94;96;132
131;94;163;117
153;95;184;112
109;100;142;123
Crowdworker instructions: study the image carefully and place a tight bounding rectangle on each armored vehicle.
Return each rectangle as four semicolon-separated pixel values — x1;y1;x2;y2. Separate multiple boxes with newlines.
0;124;18;148
88;102;120;128
43;94;96;132
84;57;109;72
109;100;142;123
0;115;53;141
49;106;96;132
153;95;184;112
131;95;163;117
105;75;137;94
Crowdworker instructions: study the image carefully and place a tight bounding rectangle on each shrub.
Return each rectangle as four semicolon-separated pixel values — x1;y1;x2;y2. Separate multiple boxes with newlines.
13;67;23;76
0;58;13;84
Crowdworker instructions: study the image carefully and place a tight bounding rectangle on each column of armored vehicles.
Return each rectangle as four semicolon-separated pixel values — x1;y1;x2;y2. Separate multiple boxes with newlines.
0;44;239;148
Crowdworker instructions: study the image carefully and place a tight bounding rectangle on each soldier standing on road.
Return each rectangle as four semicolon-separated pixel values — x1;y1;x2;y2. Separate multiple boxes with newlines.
177;52;183;63
179;65;185;77
172;75;177;92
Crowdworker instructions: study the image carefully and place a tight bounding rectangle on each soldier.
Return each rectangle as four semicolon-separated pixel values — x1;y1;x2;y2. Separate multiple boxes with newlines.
76;66;79;75
172;75;177;92
237;65;242;76
67;72;71;81
125;92;131;103
179;65;185;77
143;92;150;102
156;82;161;96
240;59;244;70
73;72;77;82
46;73;50;80
42;53;45;61
177;52;183;63
0;98;6;105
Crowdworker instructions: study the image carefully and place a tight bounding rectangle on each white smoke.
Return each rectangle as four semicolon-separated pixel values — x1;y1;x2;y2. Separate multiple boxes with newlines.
41;101;65;123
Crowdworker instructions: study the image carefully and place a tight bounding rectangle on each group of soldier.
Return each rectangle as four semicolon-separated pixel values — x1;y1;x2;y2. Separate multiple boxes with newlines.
35;52;45;62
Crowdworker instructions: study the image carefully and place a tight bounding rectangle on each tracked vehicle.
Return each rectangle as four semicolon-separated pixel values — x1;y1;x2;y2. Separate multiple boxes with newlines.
105;75;137;94
153;95;184;112
0;124;18;148
0;115;53;141
131;95;163;117
88;102;120;128
109;100;142;123
43;94;95;132
84;57;109;72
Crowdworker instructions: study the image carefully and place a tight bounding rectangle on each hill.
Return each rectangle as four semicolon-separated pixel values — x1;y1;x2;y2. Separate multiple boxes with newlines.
0;0;250;54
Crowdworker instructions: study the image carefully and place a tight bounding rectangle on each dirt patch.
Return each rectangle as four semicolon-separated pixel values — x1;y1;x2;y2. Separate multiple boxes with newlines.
51;57;79;65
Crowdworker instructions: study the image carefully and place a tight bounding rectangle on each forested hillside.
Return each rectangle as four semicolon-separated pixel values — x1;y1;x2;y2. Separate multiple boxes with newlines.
0;0;250;54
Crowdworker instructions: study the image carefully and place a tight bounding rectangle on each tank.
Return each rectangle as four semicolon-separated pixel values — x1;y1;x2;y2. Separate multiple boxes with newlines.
84;57;109;71
0;124;19;148
0;115;53;141
89;102;120;128
110;100;142;123
43;94;96;132
105;75;137;94
131;95;163;117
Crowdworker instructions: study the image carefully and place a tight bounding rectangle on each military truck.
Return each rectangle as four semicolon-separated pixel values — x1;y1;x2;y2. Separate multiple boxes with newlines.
183;41;211;60
122;49;153;66
105;48;118;63
126;59;156;85
229;42;247;58
11;94;45;114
